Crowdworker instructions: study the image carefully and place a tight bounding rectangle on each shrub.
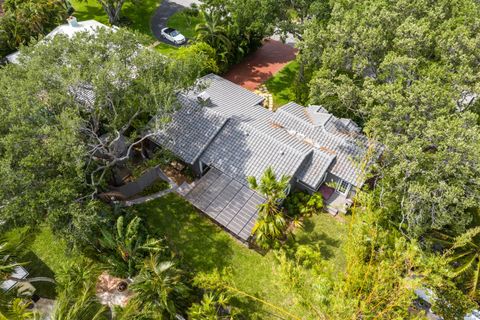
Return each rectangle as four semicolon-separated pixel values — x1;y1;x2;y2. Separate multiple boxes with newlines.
285;192;324;219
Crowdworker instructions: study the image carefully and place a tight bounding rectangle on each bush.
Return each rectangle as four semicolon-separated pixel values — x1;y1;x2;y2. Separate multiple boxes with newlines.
0;0;67;57
285;192;324;219
177;42;220;75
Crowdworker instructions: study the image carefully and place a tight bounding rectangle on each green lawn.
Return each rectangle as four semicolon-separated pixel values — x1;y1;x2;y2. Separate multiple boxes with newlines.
6;227;81;299
265;60;299;108
137;193;347;318
154;42;179;56
70;0;162;40
167;11;203;39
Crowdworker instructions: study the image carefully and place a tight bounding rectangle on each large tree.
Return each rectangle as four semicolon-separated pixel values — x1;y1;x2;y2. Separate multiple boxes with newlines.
0;0;67;56
299;0;480;236
0;28;205;247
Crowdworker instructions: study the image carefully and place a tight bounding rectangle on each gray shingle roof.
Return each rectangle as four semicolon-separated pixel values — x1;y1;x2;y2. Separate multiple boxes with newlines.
188;74;270;123
150;74;374;191
150;95;228;164
199;119;309;184
296;150;336;189
271;102;371;187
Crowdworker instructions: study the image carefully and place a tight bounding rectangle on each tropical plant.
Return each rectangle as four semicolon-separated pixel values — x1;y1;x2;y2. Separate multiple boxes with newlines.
51;260;107;320
195;11;231;64
0;0;67;56
248;167;290;249
0;229;55;285
285;192;323;219
129;254;189;318
0;294;39;320
95;214;166;278
435;227;480;301
188;292;234;320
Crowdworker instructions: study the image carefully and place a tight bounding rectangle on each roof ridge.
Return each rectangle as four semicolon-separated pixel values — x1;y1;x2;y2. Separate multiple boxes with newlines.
241;120;311;158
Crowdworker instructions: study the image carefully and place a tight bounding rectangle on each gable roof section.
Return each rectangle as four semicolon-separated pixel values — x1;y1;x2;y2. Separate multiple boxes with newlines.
149;95;228;164
272;102;371;187
188;74;270;123
296;150;336;190
199;119;310;185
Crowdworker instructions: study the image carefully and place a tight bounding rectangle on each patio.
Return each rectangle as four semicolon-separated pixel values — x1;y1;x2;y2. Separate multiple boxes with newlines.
224;39;298;90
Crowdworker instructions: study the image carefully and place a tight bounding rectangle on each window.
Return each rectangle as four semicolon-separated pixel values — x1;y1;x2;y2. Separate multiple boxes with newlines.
336;180;349;194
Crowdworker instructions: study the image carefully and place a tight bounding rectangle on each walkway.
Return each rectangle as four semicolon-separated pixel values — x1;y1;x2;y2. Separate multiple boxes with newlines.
224;39;298;90
150;0;199;44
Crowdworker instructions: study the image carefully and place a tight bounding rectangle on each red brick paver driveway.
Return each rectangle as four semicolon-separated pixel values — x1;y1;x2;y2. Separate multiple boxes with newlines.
224;39;297;90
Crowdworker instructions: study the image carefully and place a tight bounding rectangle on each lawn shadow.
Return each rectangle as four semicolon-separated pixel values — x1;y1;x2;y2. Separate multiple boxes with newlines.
21;251;57;299
296;229;342;260
140;194;235;273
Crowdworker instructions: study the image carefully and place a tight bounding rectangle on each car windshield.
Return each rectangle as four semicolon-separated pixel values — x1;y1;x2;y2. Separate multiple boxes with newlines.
170;30;180;37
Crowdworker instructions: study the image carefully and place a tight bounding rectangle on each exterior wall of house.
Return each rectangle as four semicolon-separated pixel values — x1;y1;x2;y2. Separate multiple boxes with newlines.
324;173;354;200
293;179;317;194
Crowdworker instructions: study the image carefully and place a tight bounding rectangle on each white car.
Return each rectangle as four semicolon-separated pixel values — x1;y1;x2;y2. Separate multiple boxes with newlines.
161;27;186;45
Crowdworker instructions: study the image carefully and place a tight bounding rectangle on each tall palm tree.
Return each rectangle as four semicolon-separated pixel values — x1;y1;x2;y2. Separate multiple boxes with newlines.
436;227;480;300
195;11;232;59
129;254;189;318
248;167;290;249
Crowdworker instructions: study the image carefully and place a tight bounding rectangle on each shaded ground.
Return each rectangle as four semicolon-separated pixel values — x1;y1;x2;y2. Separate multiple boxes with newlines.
224;39;298;90
138;193;348;318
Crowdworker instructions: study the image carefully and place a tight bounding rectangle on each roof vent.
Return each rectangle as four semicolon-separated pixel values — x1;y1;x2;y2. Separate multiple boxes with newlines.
197;91;211;103
67;16;79;27
279;149;285;156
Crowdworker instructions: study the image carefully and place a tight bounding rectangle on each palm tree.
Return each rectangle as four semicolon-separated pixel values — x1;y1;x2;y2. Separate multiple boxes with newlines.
436;227;480;300
129;254;189;318
195;11;232;60
248;167;290;249
96;215;165;278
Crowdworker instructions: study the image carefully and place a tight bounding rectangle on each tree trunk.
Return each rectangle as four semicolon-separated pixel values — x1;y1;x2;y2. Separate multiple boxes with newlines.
8;276;56;284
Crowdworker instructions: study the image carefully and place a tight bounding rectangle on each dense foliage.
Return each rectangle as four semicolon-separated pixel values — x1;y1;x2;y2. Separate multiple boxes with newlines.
0;28;204;247
196;0;280;71
0;0;68;57
299;0;480;236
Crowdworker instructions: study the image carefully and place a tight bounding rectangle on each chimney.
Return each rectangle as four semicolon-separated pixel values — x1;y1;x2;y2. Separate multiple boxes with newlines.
67;16;79;27
197;91;211;103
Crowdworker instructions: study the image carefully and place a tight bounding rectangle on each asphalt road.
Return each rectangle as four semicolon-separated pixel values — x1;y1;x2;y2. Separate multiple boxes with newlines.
150;0;200;45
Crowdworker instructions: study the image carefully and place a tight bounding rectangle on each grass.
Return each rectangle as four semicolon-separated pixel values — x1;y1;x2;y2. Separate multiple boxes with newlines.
167;11;203;39
6;227;81;299
292;213;348;271
138;193;347;318
70;0;162;40
154;42;179;56
265;60;300;108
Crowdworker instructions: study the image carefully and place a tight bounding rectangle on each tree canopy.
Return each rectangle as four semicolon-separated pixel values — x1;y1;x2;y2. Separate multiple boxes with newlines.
300;0;480;236
0;28;205;247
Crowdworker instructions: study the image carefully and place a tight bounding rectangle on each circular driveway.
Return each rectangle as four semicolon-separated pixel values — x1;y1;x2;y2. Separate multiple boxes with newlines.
150;0;200;44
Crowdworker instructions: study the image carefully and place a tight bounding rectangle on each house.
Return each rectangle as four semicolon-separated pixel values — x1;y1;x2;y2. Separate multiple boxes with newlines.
5;17;110;64
149;74;379;241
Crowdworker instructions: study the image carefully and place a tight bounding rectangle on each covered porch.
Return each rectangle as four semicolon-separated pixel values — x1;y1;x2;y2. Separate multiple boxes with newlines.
319;185;353;215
